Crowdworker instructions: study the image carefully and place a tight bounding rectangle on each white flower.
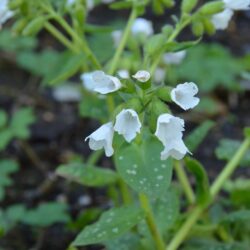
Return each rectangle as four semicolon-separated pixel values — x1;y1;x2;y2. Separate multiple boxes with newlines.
117;69;129;79
171;82;200;110
211;9;233;30
53;84;81;102
131;18;153;37
132;70;151;82
114;109;142;142
163;50;186;65
223;0;250;10
92;71;122;94
80;72;96;92
0;0;13;26
85;122;114;157
155;114;190;160
67;0;94;10
111;30;122;47
154;68;166;83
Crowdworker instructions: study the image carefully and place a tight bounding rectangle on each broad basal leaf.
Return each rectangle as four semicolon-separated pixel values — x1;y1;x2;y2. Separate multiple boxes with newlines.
72;205;145;246
56;163;118;187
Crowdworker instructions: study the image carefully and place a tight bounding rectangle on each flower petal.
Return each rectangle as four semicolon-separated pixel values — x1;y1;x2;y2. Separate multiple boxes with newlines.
114;109;142;142
211;9;233;30
223;0;250;10
171;82;200;110
131;18;153;37
85;122;114;157
92;71;122;94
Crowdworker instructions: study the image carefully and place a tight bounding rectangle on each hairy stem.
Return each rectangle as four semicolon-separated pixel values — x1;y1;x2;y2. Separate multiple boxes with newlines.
139;193;166;250
174;160;195;205
167;137;250;250
108;7;138;75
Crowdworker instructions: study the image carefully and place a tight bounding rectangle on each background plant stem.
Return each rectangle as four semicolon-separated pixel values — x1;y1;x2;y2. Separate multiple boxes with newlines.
167;137;250;250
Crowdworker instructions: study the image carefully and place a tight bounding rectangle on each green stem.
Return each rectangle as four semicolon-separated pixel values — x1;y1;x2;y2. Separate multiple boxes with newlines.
139;193;166;250
167;206;203;250
167;137;250;250
150;18;191;75
44;22;78;53
174;160;195;205
108;7;137;75
210;138;250;197
118;179;133;205
41;3;101;69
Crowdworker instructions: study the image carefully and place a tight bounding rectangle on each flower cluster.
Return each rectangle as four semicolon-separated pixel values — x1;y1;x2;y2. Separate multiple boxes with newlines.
211;0;250;30
84;70;199;161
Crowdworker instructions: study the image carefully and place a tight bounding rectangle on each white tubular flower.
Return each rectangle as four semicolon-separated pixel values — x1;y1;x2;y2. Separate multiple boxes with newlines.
132;70;151;82
160;139;190;160
223;0;250;10
117;69;129;79
114;109;142;142
171;82;200;110
163;50;186;65
155;114;190;160
92;71;122;94
131;18;153;37
0;0;13;26
85;122;114;157
111;30;122;47
211;9;233;30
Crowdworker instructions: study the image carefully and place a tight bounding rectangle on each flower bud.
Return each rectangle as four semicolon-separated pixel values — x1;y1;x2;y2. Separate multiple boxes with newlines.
12;18;28;35
199;1;224;15
202;18;215;35
22;16;46;36
181;0;198;13
191;20;204;37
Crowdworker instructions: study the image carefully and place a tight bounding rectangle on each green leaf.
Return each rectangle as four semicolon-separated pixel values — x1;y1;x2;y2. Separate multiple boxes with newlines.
221;210;250;223
79;94;108;121
21;202;70;227
10;107;35;139
174;44;243;92
110;1;132;10
0;29;37;52
56;163;118;187
139;188;180;238
0;159;19;201
88;33;114;63
185;120;215;152
0;110;8;128
17;49;63;77
115;137;173;197
0;129;13;151
105;233;143;250
48;54;85;85
185;157;210;205
164;39;201;53
215;139;250;167
183;238;247;250
144;34;166;57
72;205;145;246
